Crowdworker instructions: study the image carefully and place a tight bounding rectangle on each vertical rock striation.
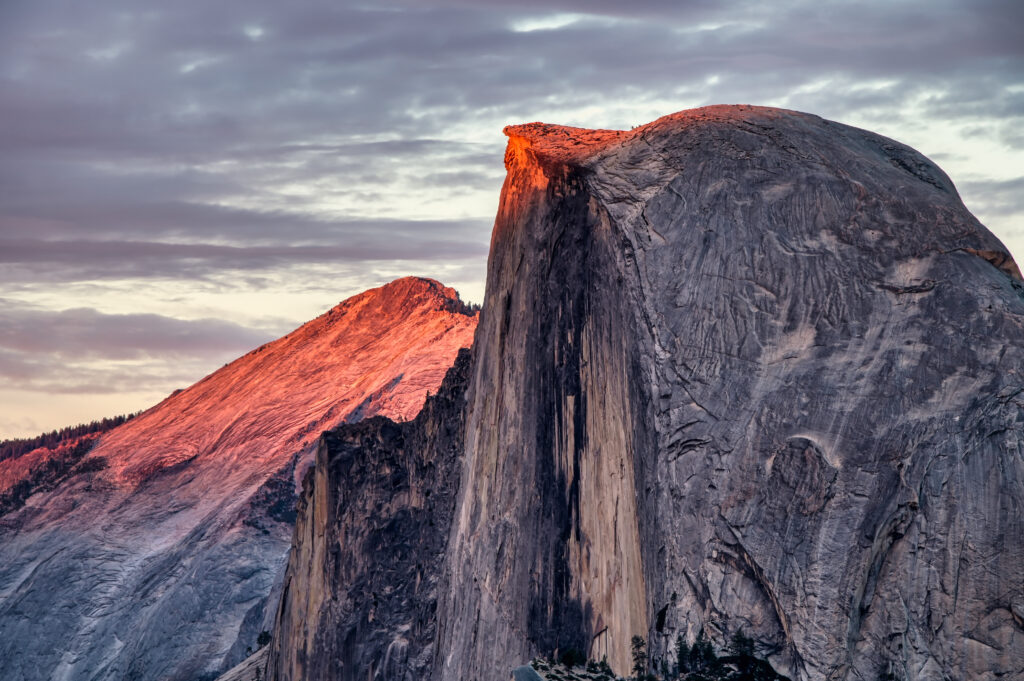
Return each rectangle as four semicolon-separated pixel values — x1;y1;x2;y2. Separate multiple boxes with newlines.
436;121;654;678
268;106;1024;681
266;349;472;681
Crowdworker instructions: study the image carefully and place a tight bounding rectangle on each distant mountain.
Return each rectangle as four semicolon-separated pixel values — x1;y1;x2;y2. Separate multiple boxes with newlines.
0;276;477;681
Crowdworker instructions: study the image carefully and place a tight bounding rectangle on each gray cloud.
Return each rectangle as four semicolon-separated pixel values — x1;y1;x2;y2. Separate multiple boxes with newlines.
0;304;274;361
0;232;489;282
0;351;221;395
1;0;1021;434
0;303;276;395
960;176;1024;218
3;2;1019;221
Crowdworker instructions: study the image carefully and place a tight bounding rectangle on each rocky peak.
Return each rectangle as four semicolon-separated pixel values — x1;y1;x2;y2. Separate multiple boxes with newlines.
0;277;477;681
503;122;626;171
265;106;1024;681
503;105;774;167
85;275;476;488
335;276;477;317
462;105;1024;679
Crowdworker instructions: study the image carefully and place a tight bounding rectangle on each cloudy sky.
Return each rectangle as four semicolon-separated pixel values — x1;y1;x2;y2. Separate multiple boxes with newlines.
1;0;1021;438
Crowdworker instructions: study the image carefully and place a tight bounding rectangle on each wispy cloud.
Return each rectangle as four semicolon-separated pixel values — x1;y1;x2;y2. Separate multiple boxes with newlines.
1;0;1021;436
0;302;276;400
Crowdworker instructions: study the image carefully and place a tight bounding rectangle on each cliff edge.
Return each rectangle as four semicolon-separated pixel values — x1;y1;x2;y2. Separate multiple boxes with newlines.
269;106;1024;681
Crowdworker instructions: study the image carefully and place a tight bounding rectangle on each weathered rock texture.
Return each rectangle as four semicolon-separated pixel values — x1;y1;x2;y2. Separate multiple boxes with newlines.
0;277;476;681
215;646;269;681
270;106;1024;681
453;105;1024;680
266;348;471;681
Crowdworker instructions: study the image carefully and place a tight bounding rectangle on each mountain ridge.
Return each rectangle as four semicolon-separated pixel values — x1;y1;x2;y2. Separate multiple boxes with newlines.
0;275;477;681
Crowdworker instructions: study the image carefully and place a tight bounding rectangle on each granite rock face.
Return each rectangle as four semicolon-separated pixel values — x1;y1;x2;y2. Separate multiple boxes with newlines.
269;106;1023;681
443;106;1024;681
265;348;471;681
0;277;476;681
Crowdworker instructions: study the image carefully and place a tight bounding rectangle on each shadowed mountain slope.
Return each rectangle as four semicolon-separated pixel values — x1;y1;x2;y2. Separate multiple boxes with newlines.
0;276;477;681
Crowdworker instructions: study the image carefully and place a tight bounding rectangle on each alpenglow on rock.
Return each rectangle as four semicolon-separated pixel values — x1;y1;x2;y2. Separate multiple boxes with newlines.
265;106;1024;681
0;277;477;681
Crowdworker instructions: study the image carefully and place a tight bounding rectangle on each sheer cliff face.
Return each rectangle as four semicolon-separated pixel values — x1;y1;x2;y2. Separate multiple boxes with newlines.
436;106;1023;680
0;277;476;681
266;349;472;681
436;123;654;676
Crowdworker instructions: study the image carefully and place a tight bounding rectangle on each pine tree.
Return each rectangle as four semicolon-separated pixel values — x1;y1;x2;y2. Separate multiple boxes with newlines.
675;634;690;676
729;628;756;674
690;628;717;674
631;635;647;680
